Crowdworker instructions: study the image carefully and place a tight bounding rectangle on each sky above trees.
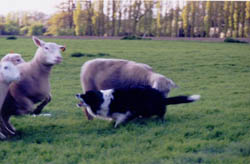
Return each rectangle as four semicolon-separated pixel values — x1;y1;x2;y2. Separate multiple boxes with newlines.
0;0;63;15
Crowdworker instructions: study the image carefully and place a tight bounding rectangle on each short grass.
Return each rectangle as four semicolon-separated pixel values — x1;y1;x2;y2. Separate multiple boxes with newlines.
0;37;250;164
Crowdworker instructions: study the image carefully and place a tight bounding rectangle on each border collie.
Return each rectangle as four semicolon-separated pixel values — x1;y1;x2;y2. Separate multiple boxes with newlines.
76;87;200;128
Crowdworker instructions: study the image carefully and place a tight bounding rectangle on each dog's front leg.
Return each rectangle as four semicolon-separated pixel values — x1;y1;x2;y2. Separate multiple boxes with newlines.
83;107;94;120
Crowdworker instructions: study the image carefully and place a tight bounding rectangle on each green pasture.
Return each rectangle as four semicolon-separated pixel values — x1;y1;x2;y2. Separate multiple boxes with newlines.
0;37;250;164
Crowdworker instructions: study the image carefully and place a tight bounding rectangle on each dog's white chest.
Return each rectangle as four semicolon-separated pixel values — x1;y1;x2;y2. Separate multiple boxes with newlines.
98;89;114;117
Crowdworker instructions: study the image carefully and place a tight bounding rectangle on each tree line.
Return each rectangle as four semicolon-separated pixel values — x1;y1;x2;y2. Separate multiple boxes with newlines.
0;0;250;38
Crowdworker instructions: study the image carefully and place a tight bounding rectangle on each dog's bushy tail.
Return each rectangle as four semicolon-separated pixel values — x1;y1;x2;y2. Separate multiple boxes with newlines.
165;95;200;105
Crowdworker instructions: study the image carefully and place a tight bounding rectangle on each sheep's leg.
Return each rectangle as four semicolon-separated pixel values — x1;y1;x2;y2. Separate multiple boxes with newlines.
0;113;16;136
0;105;16;136
3;100;35;136
0;131;6;140
32;95;51;115
0;118;7;139
1;97;35;136
2;116;15;135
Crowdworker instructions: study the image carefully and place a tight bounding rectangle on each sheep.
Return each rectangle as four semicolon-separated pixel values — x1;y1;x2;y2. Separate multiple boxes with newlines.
1;53;25;65
0;61;20;139
1;52;51;117
1;36;66;136
80;58;177;120
1;52;51;116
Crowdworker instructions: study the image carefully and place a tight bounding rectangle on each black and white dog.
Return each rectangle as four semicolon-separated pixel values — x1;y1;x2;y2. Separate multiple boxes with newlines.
76;87;200;127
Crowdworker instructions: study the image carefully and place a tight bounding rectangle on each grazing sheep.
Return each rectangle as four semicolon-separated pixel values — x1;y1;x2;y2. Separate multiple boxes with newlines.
80;58;177;120
1;53;25;65
0;61;20;139
1;36;66;136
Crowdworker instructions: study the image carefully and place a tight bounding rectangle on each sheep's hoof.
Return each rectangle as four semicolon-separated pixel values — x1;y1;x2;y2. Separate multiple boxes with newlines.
0;131;6;140
6;127;16;136
3;123;16;136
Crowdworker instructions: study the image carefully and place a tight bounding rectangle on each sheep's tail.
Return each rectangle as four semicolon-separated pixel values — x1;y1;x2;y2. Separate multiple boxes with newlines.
164;95;200;105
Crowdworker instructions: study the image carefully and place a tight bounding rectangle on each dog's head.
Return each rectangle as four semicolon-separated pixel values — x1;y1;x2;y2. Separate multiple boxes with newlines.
75;91;104;114
76;93;88;107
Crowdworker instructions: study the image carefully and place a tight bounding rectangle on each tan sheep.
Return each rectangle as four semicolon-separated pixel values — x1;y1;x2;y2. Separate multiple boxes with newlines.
1;36;66;136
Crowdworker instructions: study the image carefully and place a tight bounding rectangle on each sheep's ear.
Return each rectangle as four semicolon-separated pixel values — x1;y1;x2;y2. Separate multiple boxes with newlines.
32;36;45;47
59;45;66;52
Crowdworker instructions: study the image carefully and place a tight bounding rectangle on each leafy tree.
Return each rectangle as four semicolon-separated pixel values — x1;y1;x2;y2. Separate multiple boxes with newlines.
173;1;179;37
20;26;29;35
156;0;162;36
4;23;20;35
46;12;74;36
239;2;246;37
217;2;224;37
0;23;5;35
111;0;116;36
245;1;250;37
182;3;190;37
190;1;196;37
224;1;230;36
0;16;4;23
233;2;239;37
228;2;234;37
28;24;45;36
96;0;105;36
204;1;211;37
116;0;123;36
73;0;85;36
143;0;154;36
132;0;143;35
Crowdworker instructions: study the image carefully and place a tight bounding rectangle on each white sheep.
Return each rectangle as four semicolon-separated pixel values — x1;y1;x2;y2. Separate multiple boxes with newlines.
1;36;66;136
0;61;20;139
1;52;51;118
1;53;25;65
80;58;177;120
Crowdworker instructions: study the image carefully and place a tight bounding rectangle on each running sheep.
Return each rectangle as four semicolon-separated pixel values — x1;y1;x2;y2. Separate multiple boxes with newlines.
1;36;66;136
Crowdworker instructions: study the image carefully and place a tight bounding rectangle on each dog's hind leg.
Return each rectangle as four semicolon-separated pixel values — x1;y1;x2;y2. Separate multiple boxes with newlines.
112;111;133;128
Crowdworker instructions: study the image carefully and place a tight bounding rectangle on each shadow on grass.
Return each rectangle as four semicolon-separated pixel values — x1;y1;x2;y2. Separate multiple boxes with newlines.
8;117;169;142
71;52;110;58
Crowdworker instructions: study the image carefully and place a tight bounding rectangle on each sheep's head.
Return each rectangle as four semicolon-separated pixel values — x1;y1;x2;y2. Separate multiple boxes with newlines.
0;61;21;84
32;36;66;65
1;53;25;65
151;74;177;95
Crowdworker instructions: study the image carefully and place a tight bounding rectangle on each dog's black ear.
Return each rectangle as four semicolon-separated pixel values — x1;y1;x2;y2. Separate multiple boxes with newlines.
83;91;103;104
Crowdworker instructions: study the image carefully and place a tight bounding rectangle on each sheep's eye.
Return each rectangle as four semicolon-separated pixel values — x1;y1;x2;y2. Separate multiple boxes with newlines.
45;47;49;50
4;66;8;70
17;59;20;62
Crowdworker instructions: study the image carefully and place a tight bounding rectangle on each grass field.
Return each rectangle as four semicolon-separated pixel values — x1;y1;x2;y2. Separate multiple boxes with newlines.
0;37;250;164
